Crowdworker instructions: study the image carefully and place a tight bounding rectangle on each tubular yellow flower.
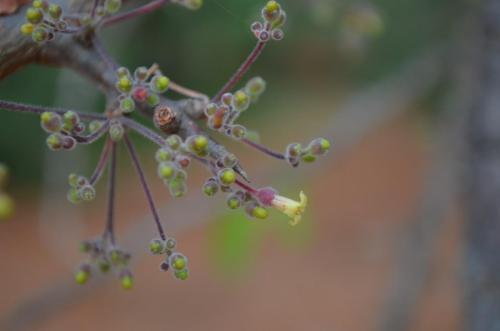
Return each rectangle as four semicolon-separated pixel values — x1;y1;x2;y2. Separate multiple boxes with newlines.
270;191;308;226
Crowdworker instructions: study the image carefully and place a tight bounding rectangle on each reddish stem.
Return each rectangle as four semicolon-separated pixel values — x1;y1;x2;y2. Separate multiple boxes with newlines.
104;142;117;244
212;41;267;102
102;0;171;27
90;138;113;185
241;138;285;160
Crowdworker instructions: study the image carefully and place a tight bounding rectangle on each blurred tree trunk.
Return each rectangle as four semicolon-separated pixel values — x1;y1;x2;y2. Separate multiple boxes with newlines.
465;0;500;329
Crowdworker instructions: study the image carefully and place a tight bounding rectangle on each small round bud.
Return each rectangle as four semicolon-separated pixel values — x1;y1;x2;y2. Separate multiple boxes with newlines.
286;143;302;158
186;135;209;156
251;21;263;32
262;1;281;22
155;148;173;162
175;155;191;169
73;122;85;134
95;5;106;17
120;97;135;113
46;133;64;151
259;30;270;42
272;12;287;29
226;193;242;210
301;153;316;163
160;261;170;272
169;179;187;198
120;272;133;290
221;153;238;168
63;111;80;131
68;173;79;187
79;240;92;253
169;253;188;271
98;259;111;273
67;188;82;204
117;76;133;93
79;185;96;201
205;103;217;117
48;4;62;20
158;162;176;180
20;23;34;35
109;121;124;142
230;125;247;140
151;75;170;93
132;86;149;103
221;93;233;106
232;90;250;111
41;112;62;133
146;93;160;107
166;238;177;250
174;269;189;281
63;136;77;151
26;7;43;24
116;67;130;78
218;168;236;186
134;66;148;81
245;77;266;100
271;29;284;41
75;265;91;285
89;120;104;133
165;135;182;150
32;0;46;9
202;179;219;197
105;0;122;14
149;239;165;255
0;193;14;220
308;138;331;155
245;202;269;220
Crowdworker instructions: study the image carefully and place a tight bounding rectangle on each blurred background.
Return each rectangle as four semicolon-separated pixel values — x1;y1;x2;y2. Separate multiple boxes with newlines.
0;0;486;330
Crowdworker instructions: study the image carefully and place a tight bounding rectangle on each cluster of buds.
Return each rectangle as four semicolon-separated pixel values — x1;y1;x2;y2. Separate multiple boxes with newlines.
0;164;14;221
76;239;133;289
115;66;170;114
67;173;96;204
149;237;190;280
205;77;266;140
285;138;331;167
20;0;73;43
41;111;84;151
156;134;209;198
251;1;287;42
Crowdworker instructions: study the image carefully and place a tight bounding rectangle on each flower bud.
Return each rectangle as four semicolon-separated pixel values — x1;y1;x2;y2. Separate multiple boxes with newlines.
149;238;165;255
146;93;160;107
165;135;182;150
202;179;219;197
174;269;189;281
205;103;217;117
32;0;47;9
134;66;148;81
120;270;133;290
98;259;111;273
245;201;268;220
120;97;135;113
89;120;104;133
132;86;149;103
151;75;170;93
109;121;124;142
32;27;48;42
75;264;91;285
232;90;250;111
218;168;236;186
230;125;247;140
226;193;242;210
79;185;96;201
245;77;266;101
169;179;187;198
105;0;122;14
221;153;238;168
308;138;331;155
221;93;233;106
116;67;130;78
117;76;133;93
262;1;281;22
67;188;82;204
63;111;80;131
175;155;191;169
155;148;173;162
26;7;43;24
166;238;177;250
48;4;62;20
41;112;62;133
20;23;34;35
63;136;77;151
158;162;176;180
169;252;188;271
46;133;64;151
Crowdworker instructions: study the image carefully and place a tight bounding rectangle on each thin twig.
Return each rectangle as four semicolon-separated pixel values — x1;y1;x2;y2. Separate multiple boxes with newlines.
169;81;209;102
89;138;113;185
102;0;171;27
241;138;285;160
0;100;106;120
212;41;267;102
103;142;117;245
121;117;165;146
123;133;167;240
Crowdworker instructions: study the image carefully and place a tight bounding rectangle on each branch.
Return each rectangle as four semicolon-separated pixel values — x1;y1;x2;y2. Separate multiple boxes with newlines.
102;0;171;27
0;99;106;120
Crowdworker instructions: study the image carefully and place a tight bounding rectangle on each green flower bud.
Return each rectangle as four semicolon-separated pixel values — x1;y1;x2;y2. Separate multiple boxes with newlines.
48;4;62;20
79;240;92;253
169;179;187;198
232;90;250;111
63;111;80;131
120;97;135;113
98;259;111;273
32;0;46;9
41;112;62;133
146;93;160;107
253;206;268;219
105;0;122;14
67;188;82;204
79;185;96;201
230;125;247;140
152;75;170;93
226;195;241;210
174;269;189;280
149;239;165;255
171;254;187;271
109;121;124;142
68;173;79;188
116;67;130;77
205;103;217;117
26;7;43;24
0;193;14;221
222;153;238;168
46;133;64;151
165;135;182;150
89;120;103;133
202;179;219;197
218;168;236;186
20;23;34;35
75;265;91;285
166;238;177;250
308;138;331;155
32;27;48;42
117;76;133;93
120;274;133;290
155;148;173;162
301;153;316;163
245;77;266;101
158;162;175;180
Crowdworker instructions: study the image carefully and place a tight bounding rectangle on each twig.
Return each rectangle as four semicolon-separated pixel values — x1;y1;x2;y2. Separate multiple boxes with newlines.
90;138;113;186
124;133;167;241
102;0;171;27
103;142;117;244
0;100;106;121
